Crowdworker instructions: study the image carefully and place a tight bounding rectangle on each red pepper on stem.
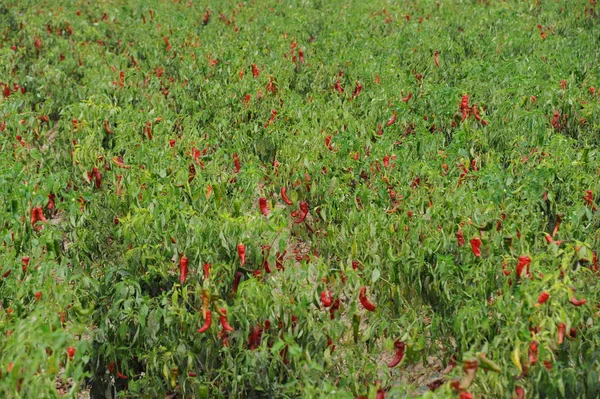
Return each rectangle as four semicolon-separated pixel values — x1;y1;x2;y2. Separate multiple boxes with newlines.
197;310;212;333
219;308;234;331
237;243;246;266
387;340;406;368
359;286;376;311
179;256;188;284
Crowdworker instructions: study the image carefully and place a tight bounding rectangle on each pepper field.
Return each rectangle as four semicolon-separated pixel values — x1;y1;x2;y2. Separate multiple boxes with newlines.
0;0;599;398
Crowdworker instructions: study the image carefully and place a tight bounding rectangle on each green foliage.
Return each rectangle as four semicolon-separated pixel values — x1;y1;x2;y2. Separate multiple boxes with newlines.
0;0;599;397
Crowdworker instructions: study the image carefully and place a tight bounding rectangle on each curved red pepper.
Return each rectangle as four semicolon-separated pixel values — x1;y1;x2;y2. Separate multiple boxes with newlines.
197;310;212;333
179;256;189;284
359;286;376;312
294;201;309;224
387;340;406;368
237;243;246;266
515;387;524;399
104;120;114;134
570;296;587;307
203;263;210;279
470;237;481;257
557;323;566;344
47;193;55;210
232;271;242;293
219;308;234;331
386;113;397;126
281;187;293;205
259;197;269;216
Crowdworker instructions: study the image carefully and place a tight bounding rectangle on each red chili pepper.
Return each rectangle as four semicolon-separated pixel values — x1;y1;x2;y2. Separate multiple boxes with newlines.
568;327;577;339
119;71;125;87
112;157;130;169
219;308;234;331
325;135;334;151
259;197;269;216
22;256;30;273
359;286;376;312
459;392;472;399
584;190;597;211
144;121;153;140
352;81;363;99
281;187;293;205
320;290;332;308
116;175;123;197
387;340;406;368
262;245;272;273
536;291;550;306
91;167;102;189
179;256;188;284
35;291;42;300
326;336;336;353
103;120;114;134
401;92;412;103
516;256;532;278
322;298;337;320
202;10;210;25
232;271;242;293
251;63;260;77
460;94;469;121
237;244;246;266
294;201;309;224
433;50;440;67
529;341;538;365
471;105;488;125
30;207;39;226
557;323;566;344
551;110;560;130
202;263;210;279
67;347;76;360
470;237;482;257
570;296;587;307
334;79;344;93
266;77;276;93
386;113;397;127
456;230;465;247
197;310;212;333
248;325;263;350
233;153;240;173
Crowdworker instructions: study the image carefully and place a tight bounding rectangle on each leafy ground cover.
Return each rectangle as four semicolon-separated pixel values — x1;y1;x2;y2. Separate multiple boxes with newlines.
1;0;599;397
